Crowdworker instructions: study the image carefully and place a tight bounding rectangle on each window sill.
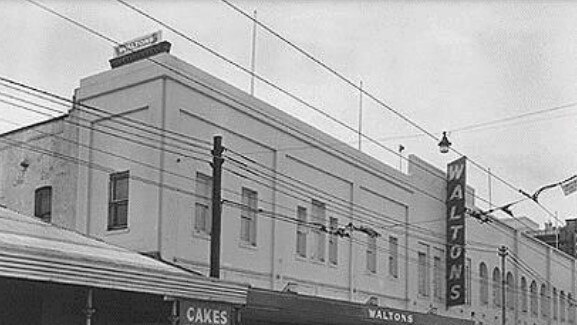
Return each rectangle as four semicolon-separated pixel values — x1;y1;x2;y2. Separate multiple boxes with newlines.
295;254;308;262
193;231;211;241
239;240;258;250
309;258;326;266
364;269;378;276
106;227;130;235
417;294;430;300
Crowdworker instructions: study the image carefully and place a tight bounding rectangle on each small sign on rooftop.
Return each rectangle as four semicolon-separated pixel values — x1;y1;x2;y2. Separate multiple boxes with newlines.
109;31;171;69
114;31;162;58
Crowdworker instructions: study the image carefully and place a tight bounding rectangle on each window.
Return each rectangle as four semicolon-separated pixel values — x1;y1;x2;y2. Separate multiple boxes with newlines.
328;217;338;265
240;188;258;246
520;277;527;312
418;243;429;297
480;263;489;305
296;206;307;257
389;236;398;278
311;200;326;262
530;281;538;317
108;171;129;230
506;272;515;310
465;258;472;305
433;252;443;302
568;293;574;323
553;288;558;320
34;186;52;222
541;284;549;318
561;291;566;322
367;236;377;273
493;267;501;307
194;173;212;234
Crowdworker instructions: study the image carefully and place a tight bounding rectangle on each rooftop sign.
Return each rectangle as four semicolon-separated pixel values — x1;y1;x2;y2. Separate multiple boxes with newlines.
114;31;162;58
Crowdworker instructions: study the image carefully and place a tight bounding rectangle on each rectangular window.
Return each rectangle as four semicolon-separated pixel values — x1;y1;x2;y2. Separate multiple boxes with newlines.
418;243;429;297
108;171;129;230
329;217;338;265
465;257;472;305
194;173;212;234
240;188;258;246
433;249;443;302
296;206;307;257
311;199;326;262
389;236;398;278
34;186;52;222
367;236;377;273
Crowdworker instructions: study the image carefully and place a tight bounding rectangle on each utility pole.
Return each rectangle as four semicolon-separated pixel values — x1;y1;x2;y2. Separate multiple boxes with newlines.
498;246;508;325
210;135;224;278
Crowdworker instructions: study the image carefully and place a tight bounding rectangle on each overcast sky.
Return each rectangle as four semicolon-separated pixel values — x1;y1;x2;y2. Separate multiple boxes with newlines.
2;0;577;228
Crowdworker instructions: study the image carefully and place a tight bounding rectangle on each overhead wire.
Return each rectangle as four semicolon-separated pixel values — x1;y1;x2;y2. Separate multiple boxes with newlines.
108;0;524;220
0;108;570;301
17;0;577;300
216;0;563;228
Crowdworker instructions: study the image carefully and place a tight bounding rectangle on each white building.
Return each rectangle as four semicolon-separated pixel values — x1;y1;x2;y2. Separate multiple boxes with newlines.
0;43;575;325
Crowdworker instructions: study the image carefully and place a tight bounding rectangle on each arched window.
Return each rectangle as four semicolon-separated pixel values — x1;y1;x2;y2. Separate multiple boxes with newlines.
506;272;515;310
568;293;575;323
493;267;501;307
480;262;489;305
541;284;549;318
530;280;538;317
520;276;528;312
561;291;566;322
553;288;558;320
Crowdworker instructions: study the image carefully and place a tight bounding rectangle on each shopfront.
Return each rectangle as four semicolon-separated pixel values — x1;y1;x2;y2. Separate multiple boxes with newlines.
242;288;474;325
0;207;247;324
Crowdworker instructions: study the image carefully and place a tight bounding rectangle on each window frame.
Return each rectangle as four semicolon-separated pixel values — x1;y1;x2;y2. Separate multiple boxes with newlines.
108;171;129;230
310;199;326;262
240;187;258;246
34;186;52;222
417;243;430;297
388;236;398;278
296;206;307;258
194;172;212;235
328;217;338;265
366;235;377;273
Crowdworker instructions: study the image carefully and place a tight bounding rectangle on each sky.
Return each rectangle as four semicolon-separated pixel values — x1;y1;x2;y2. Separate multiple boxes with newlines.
1;0;577;229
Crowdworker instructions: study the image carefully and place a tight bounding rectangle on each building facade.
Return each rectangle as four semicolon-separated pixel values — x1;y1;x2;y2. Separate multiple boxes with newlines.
1;47;576;325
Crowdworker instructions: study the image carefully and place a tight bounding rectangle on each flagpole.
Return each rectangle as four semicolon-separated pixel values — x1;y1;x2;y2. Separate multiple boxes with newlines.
249;10;257;96
358;80;363;151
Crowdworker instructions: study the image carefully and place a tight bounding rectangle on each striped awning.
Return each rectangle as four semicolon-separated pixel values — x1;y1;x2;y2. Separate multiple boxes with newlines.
0;207;248;305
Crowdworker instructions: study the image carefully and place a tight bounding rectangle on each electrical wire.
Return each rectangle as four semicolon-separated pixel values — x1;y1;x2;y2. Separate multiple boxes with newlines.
15;0;576;301
215;0;563;228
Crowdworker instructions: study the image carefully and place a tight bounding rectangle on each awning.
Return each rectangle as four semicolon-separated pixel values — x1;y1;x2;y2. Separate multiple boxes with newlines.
0;207;248;305
243;288;475;325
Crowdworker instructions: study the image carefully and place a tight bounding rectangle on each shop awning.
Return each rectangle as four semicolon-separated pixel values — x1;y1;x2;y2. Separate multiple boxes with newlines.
0;207;248;305
243;288;475;325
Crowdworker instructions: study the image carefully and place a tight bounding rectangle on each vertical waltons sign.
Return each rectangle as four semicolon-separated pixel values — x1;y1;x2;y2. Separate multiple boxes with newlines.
446;157;467;307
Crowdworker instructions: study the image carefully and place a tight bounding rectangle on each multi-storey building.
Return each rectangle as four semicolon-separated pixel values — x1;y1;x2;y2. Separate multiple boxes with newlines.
532;219;577;258
0;40;575;325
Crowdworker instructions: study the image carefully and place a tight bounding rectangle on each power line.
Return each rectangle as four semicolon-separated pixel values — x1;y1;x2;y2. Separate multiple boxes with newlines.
0;92;211;163
26;0;537;234
1;111;571;301
0;95;469;249
21;0;572;278
216;0;562;226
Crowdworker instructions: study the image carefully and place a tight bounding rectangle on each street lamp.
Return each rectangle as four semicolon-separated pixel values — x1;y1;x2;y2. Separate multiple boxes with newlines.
438;131;451;153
